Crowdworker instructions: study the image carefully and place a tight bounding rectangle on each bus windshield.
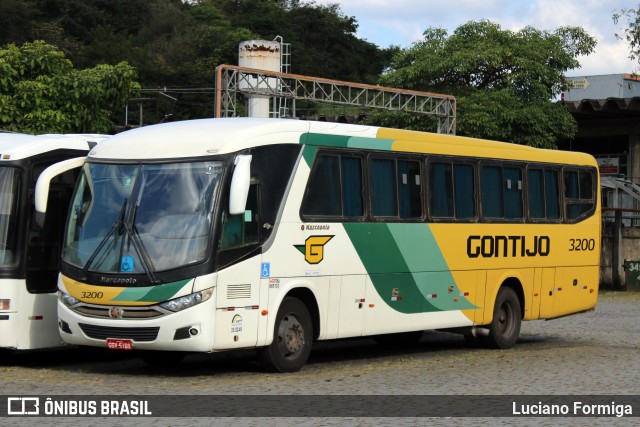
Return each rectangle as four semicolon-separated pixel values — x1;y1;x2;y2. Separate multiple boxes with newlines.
0;167;21;267
62;161;223;275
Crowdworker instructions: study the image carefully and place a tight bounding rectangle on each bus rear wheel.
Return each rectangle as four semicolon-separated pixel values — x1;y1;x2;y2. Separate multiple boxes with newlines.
482;286;521;349
258;297;312;373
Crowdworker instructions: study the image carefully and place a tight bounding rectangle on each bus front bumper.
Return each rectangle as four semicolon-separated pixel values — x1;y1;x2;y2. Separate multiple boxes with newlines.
57;296;217;352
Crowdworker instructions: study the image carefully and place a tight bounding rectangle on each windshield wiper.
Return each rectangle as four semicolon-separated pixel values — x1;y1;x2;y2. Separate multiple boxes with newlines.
122;202;160;284
80;198;127;279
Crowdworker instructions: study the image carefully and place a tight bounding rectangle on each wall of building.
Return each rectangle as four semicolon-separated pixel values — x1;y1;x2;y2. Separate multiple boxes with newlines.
563;74;640;101
600;225;640;289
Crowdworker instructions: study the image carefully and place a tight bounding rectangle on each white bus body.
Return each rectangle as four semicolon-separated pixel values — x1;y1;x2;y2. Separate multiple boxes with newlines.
0;133;106;351
56;118;600;371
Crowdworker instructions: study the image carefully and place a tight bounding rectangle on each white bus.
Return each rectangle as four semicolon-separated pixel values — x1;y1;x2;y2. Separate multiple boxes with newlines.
56;118;600;372
0;132;106;354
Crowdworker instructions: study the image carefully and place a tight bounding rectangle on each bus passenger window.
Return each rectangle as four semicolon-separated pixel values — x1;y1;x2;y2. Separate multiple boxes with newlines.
398;160;422;218
545;170;560;219
430;162;475;220
454;164;475;219
528;169;545;219
429;162;453;217
341;156;363;217
564;169;594;221
481;165;522;220
481;166;503;218
302;155;341;216
301;153;363;218
371;158;397;217
528;168;560;221
504;167;523;219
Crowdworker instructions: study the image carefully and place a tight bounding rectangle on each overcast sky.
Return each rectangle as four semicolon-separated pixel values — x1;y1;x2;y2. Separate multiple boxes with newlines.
313;0;637;77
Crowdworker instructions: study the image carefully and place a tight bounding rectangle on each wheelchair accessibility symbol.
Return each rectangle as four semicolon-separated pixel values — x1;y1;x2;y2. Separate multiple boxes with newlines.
121;256;134;272
261;262;270;278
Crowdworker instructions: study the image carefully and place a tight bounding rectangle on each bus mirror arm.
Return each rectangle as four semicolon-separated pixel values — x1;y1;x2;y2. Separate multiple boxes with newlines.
33;157;86;230
229;154;252;215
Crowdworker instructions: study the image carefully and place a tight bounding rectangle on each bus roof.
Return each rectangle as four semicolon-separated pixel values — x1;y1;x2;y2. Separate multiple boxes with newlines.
86;118;596;167
0;132;107;161
87;118;373;160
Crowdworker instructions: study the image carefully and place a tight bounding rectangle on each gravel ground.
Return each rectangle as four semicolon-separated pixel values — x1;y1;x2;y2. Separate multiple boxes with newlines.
1;291;638;426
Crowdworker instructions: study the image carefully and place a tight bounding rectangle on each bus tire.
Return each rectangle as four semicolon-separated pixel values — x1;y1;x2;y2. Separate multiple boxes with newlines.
258;297;312;373
140;351;185;367
482;286;521;349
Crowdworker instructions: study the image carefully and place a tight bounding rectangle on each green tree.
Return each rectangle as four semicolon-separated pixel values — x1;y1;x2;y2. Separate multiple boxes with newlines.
613;4;640;69
285;2;391;84
204;0;392;83
0;40;140;133
0;0;38;47
10;0;396;124
376;21;596;148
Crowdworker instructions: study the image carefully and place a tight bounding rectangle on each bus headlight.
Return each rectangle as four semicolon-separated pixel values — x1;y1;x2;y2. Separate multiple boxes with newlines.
159;288;213;312
58;291;79;307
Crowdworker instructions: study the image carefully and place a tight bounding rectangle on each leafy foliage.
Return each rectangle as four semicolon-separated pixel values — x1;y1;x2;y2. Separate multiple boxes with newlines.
0;0;395;124
376;21;596;147
0;41;140;133
0;2;597;146
613;4;640;68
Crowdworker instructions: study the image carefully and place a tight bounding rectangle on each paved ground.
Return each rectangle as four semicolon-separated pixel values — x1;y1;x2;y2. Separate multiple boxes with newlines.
1;291;638;426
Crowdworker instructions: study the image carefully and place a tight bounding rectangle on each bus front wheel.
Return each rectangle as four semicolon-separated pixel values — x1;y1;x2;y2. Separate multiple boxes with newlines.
258;297;312;373
482;286;521;349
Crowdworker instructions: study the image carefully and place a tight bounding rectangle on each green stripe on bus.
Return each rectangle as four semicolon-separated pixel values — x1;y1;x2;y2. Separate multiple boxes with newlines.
303;133;394;150
302;145;317;167
347;137;393;150
344;223;475;313
111;279;192;303
387;224;475;311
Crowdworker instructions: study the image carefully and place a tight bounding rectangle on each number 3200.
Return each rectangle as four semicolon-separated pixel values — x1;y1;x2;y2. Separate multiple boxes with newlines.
569;238;595;251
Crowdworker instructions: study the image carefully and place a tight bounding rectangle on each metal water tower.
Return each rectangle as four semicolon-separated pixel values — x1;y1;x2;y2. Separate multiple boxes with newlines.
238;40;281;118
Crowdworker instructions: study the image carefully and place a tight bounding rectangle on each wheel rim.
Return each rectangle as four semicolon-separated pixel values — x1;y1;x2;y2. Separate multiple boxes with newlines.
277;313;305;360
497;300;515;336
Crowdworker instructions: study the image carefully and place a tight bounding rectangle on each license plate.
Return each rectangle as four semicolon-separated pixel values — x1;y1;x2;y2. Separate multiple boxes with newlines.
106;338;133;350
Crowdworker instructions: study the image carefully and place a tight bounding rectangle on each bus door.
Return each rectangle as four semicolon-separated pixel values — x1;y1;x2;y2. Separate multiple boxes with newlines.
20;157;85;349
215;182;262;350
336;275;366;338
27;160;81;293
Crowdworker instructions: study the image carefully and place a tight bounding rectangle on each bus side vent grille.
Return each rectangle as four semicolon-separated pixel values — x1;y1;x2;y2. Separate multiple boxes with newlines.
227;284;251;299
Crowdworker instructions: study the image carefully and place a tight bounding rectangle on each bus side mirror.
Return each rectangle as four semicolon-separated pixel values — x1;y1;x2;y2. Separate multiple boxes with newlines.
33;157;86;230
229;154;252;215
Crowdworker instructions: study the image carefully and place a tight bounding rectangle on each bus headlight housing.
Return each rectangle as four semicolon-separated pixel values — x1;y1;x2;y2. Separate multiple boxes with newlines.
159;288;213;312
59;291;79;307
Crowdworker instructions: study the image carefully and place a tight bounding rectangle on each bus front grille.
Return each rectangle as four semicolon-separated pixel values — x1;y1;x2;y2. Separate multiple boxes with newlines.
79;323;160;342
74;305;164;319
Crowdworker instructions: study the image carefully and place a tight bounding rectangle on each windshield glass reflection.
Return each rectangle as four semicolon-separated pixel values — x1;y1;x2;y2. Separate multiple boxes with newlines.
63;161;223;274
0;167;21;267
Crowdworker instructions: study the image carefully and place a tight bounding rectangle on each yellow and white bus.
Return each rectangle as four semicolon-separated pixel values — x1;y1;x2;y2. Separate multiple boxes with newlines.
56;118;600;371
0;132;106;354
